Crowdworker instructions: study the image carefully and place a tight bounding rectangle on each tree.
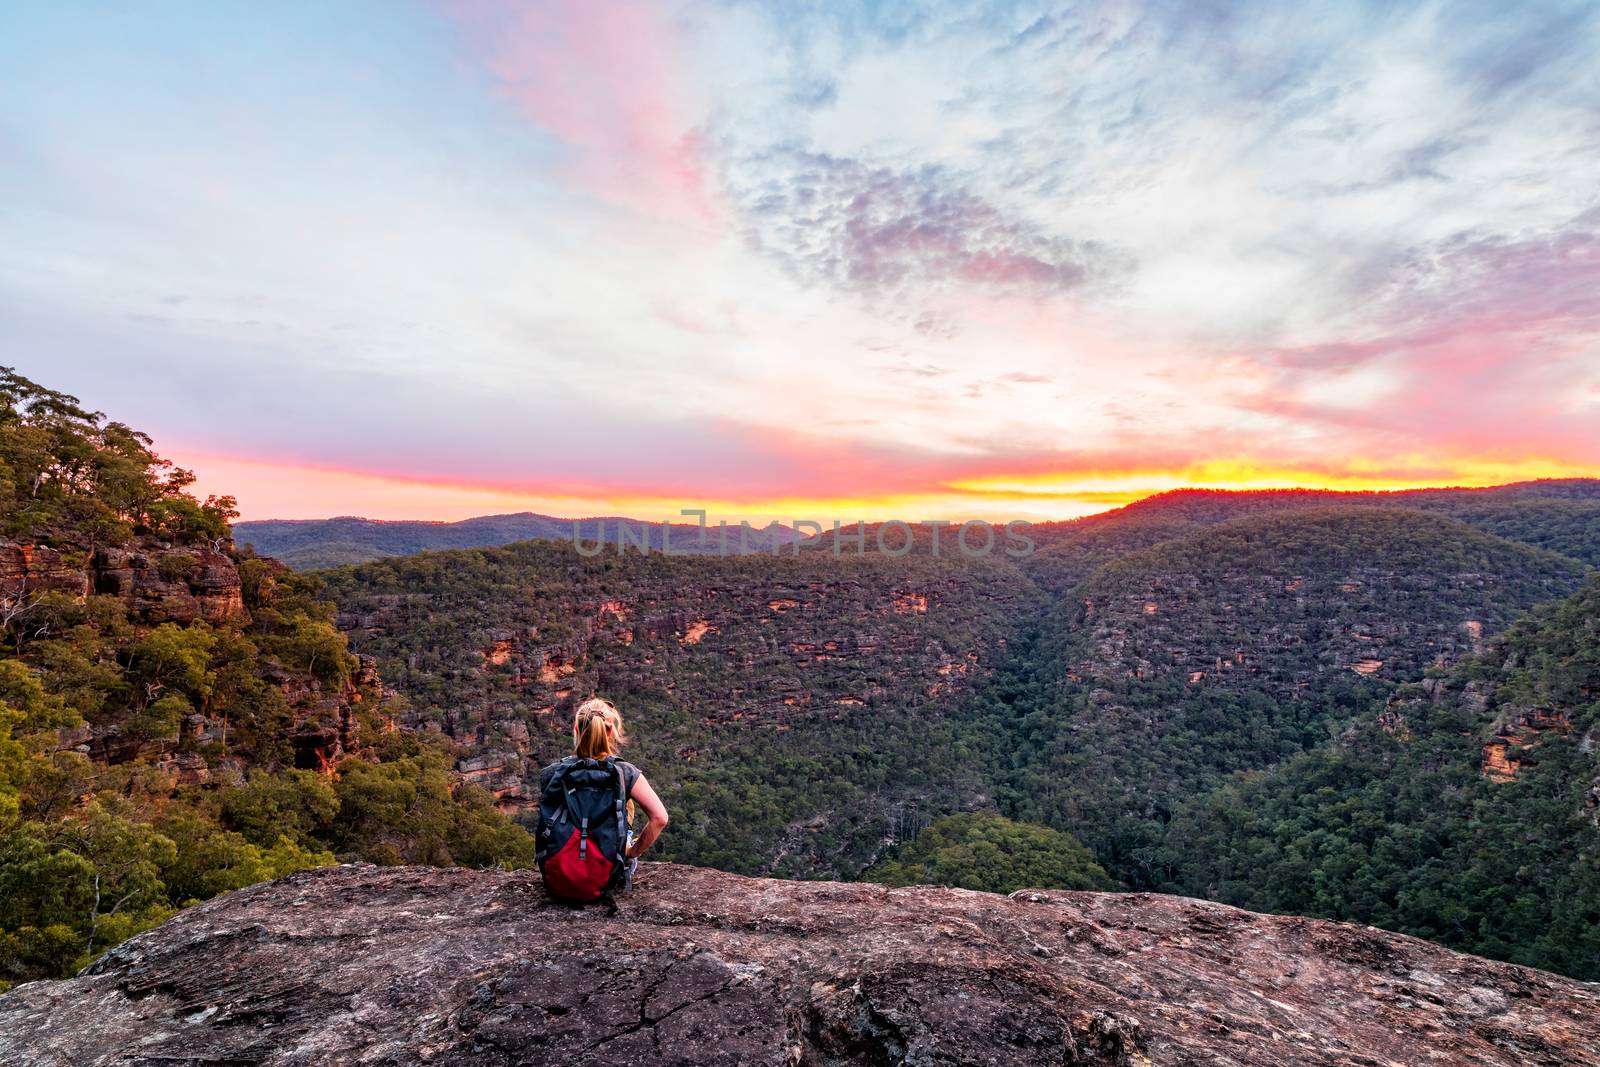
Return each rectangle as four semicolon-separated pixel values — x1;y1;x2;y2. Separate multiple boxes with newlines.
865;812;1114;894
127;624;217;708
0;367;231;544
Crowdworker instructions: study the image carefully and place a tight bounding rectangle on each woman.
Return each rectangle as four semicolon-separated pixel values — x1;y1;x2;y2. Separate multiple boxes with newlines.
542;698;668;874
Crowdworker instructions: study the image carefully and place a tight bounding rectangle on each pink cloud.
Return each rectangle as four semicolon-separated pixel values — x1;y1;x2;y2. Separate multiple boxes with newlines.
1233;210;1600;464
443;0;718;225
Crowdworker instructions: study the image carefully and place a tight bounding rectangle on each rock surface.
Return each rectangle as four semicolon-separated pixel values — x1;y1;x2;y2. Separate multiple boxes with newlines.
2;864;1597;1066
92;543;250;624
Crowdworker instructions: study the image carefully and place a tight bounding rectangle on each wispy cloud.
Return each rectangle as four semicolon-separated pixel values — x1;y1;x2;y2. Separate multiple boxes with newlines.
726;148;1129;302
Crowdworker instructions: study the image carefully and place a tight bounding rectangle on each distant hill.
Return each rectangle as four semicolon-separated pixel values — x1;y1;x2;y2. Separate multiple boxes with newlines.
1026;479;1600;590
235;513;802;569
1073;507;1585;696
239;478;1600;573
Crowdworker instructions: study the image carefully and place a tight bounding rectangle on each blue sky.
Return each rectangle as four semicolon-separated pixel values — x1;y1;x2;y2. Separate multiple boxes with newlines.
4;1;1599;520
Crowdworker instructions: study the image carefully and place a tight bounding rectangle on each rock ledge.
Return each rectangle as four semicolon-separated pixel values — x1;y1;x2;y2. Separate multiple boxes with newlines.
1;863;1596;1066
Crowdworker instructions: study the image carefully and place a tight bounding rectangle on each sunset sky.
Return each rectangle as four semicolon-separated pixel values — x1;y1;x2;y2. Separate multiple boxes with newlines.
4;2;1599;523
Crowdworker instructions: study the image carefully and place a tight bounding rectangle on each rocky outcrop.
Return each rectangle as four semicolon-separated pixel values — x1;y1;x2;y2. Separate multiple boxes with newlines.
1480;706;1571;782
91;544;249;624
0;538;249;625
0;541;90;601
0;536;384;777
2;864;1597;1066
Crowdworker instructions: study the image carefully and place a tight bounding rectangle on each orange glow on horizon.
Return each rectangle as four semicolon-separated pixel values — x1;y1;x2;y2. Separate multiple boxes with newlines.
185;451;1600;529
948;456;1600;500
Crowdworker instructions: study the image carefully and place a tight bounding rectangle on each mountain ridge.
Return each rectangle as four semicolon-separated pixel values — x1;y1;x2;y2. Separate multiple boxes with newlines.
316;505;1588;889
236;479;1600;571
235;512;803;569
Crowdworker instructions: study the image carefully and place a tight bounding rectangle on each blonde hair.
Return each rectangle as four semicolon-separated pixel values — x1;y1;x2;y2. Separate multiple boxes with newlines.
573;697;626;760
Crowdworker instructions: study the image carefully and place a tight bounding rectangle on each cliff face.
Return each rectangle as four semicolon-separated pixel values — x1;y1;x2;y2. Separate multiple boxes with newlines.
0;535;376;775
90;543;250;624
0;537;250;625
2;864;1596;1067
330;549;1024;784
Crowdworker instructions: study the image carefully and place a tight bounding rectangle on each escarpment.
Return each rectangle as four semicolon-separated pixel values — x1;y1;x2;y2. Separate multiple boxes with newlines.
1;537;249;624
2;863;1597;1066
1069;510;1584;698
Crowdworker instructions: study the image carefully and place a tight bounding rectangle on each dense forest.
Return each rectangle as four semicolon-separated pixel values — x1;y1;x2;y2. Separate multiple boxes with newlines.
1150;575;1600;978
0;370;533;990
863;811;1111;894
318;541;1041;876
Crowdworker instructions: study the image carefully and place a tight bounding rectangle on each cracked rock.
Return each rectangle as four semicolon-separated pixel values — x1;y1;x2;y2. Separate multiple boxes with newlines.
2;863;1598;1065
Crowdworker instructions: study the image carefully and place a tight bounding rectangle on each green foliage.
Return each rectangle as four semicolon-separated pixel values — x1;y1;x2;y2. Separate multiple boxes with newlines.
156;809;332;904
0;802;177;982
126;693;189;741
1444;500;1600;568
127;623;217;707
0;370;537;989
865;812;1112;893
220;769;339;848
324;734;530;869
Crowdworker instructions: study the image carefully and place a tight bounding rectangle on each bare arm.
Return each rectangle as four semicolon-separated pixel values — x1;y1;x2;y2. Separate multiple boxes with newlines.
626;774;669;859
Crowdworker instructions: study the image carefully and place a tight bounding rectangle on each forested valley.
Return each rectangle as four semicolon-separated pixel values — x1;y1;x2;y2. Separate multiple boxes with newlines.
322;471;1600;977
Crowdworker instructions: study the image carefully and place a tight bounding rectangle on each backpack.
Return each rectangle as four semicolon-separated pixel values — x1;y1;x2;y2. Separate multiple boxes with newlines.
536;756;630;902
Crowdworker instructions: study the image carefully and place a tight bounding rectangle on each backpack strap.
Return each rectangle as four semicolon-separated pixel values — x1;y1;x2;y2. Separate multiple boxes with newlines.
559;776;587;857
605;757;628;866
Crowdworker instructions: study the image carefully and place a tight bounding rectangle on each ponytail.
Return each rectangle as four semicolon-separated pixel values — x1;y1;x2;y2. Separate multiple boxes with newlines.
573;697;626;759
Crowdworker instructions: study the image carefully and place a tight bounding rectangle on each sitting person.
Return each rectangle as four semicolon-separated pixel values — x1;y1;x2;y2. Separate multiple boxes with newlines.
536;698;668;901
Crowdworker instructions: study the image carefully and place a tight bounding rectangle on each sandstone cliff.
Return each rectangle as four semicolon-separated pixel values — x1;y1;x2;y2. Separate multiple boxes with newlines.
0;537;250;625
2;864;1596;1066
